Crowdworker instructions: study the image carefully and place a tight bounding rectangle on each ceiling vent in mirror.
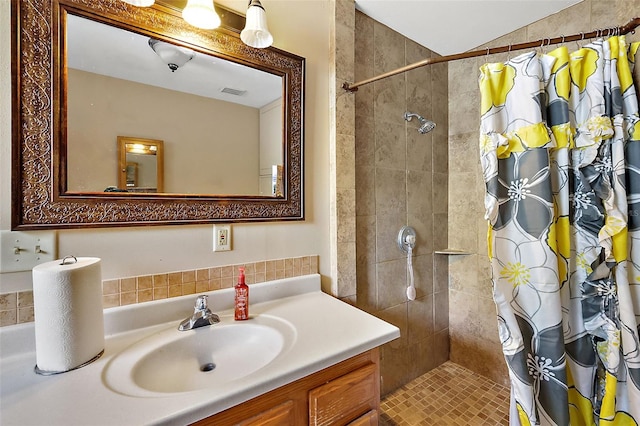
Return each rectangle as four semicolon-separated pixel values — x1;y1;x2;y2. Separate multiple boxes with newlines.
221;87;247;96
148;38;196;72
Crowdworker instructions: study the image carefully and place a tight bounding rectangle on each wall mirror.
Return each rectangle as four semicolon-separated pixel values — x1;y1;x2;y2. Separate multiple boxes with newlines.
12;0;305;229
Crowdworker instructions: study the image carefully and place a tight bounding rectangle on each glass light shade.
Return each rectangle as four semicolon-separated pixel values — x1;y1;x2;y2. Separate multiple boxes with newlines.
148;39;196;72
240;0;273;48
182;0;221;30
121;0;155;6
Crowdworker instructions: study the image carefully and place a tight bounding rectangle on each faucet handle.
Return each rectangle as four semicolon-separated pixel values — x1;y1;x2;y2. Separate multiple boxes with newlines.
195;295;209;312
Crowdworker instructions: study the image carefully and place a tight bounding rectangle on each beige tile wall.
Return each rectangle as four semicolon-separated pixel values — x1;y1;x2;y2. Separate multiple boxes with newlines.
353;11;450;395
332;0;357;300
447;0;640;386
0;255;318;327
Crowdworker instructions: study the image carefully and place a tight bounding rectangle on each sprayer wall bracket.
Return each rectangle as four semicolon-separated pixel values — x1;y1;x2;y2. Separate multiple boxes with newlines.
397;226;416;253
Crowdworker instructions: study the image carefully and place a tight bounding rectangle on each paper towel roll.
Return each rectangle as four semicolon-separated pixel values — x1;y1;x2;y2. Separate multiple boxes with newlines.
32;256;105;374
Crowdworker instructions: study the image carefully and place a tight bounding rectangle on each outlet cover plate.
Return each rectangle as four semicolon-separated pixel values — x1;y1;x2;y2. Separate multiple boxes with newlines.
0;231;57;273
213;225;231;252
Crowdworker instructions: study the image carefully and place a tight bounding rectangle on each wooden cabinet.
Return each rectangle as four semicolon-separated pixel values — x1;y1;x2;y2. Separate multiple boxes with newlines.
192;348;380;426
309;364;378;425
347;410;378;426
237;400;295;426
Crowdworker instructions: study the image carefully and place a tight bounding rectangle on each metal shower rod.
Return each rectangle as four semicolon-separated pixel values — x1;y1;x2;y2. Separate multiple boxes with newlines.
342;16;640;93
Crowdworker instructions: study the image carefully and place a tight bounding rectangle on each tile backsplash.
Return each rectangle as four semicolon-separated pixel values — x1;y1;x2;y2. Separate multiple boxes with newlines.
0;255;318;327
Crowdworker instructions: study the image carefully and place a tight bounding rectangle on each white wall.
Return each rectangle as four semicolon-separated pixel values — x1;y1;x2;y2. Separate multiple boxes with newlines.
0;0;333;292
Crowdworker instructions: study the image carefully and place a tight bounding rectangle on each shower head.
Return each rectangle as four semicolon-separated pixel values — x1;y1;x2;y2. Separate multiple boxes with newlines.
404;112;436;134
419;120;436;134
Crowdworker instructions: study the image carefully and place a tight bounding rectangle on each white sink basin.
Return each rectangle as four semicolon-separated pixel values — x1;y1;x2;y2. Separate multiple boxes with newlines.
103;314;296;397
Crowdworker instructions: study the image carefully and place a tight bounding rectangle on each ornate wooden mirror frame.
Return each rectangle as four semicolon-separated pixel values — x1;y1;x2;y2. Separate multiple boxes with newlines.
11;0;305;229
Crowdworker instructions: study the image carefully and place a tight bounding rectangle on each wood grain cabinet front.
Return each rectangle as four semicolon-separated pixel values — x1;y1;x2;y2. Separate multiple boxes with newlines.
237;400;295;426
347;410;379;426
309;364;378;426
191;349;380;426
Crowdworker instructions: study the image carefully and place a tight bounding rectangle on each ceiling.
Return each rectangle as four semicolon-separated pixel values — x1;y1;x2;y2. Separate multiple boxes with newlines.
353;0;583;56
67;1;585;104
67;14;282;109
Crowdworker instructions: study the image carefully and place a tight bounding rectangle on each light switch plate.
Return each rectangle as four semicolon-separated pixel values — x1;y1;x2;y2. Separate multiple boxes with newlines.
213;225;231;252
0;231;57;273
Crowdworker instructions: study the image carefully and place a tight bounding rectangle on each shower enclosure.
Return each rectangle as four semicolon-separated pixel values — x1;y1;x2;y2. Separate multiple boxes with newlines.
353;11;450;394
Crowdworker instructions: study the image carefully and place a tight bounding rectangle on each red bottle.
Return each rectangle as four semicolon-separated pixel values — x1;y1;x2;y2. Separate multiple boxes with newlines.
234;266;249;320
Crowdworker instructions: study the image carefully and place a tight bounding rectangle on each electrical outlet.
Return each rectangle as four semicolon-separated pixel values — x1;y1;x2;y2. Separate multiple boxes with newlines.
213;225;231;252
0;231;57;273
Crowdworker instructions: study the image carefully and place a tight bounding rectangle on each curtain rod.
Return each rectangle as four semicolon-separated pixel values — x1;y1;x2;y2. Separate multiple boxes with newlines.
342;17;640;93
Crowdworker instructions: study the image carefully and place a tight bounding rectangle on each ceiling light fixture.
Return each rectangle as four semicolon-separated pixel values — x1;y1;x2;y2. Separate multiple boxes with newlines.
240;0;273;48
121;0;155;6
148;39;196;72
182;0;221;30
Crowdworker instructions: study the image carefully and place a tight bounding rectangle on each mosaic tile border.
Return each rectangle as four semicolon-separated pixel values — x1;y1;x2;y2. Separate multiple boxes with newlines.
0;255;318;327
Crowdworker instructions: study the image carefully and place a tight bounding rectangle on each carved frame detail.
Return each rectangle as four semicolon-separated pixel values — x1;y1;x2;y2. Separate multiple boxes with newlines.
12;0;305;229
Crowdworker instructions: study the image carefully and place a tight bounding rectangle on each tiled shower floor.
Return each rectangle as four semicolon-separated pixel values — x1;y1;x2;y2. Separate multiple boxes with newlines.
380;361;510;425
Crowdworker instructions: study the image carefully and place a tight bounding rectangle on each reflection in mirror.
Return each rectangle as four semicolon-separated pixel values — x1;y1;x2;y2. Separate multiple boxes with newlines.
12;0;305;229
116;136;164;193
66;13;283;196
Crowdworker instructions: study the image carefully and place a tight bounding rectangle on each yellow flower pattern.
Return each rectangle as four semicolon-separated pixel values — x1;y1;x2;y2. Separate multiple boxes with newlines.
480;37;640;425
500;262;532;287
479;62;516;115
570;47;599;92
576;252;594;275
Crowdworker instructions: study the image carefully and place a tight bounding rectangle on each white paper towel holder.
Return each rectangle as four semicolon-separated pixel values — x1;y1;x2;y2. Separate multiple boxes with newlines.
59;255;77;265
33;255;105;376
35;350;105;376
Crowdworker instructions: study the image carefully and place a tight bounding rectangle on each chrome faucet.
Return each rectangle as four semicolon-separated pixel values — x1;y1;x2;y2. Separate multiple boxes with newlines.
179;295;220;331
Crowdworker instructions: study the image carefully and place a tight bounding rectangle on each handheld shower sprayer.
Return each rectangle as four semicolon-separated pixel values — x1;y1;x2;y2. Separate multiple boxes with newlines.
404;112;436;134
398;226;417;301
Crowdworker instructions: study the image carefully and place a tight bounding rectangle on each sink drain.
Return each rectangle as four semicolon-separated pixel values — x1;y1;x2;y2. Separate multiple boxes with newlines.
200;362;216;372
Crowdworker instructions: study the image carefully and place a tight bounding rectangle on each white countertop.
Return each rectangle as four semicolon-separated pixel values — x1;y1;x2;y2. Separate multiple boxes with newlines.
0;274;400;425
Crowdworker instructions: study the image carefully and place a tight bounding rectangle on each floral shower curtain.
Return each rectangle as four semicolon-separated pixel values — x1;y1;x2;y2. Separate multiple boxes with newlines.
479;35;640;425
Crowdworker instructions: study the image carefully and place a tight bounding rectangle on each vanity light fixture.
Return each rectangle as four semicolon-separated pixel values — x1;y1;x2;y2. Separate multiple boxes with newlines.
182;0;221;30
121;0;155;6
120;0;273;48
148;38;196;72
129;144;157;155
240;0;273;48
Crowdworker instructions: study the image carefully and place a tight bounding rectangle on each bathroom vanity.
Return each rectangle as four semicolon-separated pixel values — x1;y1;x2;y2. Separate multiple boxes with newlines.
197;349;380;425
0;274;399;425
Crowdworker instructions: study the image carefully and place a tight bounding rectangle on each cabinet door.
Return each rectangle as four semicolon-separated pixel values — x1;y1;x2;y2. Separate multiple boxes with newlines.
196;400;295;426
347;410;378;426
309;363;378;426
237;400;295;426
